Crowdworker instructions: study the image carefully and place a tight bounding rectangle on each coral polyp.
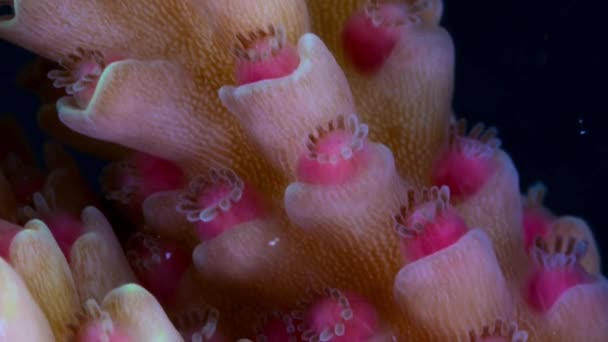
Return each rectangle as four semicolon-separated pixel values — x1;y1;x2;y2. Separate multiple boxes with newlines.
296;114;371;185
342;0;409;72
0;0;606;341
233;25;300;85
394;186;468;262
47;48;108;109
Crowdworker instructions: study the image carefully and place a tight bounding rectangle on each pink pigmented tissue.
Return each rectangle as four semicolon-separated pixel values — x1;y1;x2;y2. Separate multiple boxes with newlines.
195;183;265;241
432;139;495;200
297;132;370;186
131;153;183;198
126;233;191;306
44;212;85;259
235;39;300;85
342;3;407;73
525;262;592;312
401;204;468;262
123;153;184;206
76;321;131;342
0;225;19;260
305;292;379;341
522;207;553;253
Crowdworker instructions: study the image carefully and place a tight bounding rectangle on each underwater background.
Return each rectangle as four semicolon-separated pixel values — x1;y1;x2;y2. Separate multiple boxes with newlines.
1;0;606;260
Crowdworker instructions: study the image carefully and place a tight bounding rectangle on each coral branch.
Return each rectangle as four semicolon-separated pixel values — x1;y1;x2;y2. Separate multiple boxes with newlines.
522;245;608;341
307;0;454;184
8;219;80;340
192;217;315;305
69;207;136;304
0;257;55;341
142;190;199;245
99;284;183;341
220;33;357;181
285;120;407;314
536;281;608;341
393;229;514;341
57;59;235;174
37;104;131;160
0;0;208;63
452;144;527;286
0;0;605;339
307;0;447;70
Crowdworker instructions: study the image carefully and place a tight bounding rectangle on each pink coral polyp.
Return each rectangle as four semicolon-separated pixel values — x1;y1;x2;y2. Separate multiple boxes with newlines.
395;186;468;262
342;1;408;73
47;48;123;109
234;25;301;85
177;168;266;241
525;241;595;312
432;121;500;200
297;114;371;185
302;289;379;342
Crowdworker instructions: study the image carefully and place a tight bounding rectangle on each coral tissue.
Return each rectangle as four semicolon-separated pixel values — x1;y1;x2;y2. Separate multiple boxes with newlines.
0;0;606;341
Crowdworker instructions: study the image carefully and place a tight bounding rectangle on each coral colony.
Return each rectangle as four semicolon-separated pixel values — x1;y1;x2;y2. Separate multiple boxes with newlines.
0;0;606;341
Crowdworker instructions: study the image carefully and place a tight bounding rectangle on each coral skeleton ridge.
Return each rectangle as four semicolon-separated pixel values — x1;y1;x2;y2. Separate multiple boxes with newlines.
0;0;606;341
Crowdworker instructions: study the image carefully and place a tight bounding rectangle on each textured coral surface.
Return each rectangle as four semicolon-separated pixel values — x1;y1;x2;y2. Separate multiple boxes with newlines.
0;0;606;341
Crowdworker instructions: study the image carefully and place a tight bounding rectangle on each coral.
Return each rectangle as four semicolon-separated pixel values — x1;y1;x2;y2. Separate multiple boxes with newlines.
0;0;606;341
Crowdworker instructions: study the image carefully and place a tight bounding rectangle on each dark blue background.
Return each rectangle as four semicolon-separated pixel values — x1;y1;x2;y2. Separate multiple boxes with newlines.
1;0;606;262
443;0;606;261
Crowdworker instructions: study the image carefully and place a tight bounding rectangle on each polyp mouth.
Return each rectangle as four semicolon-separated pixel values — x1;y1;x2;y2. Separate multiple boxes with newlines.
0;0;14;21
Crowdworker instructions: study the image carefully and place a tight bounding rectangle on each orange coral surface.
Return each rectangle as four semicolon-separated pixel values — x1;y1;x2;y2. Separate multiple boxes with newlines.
0;0;606;341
